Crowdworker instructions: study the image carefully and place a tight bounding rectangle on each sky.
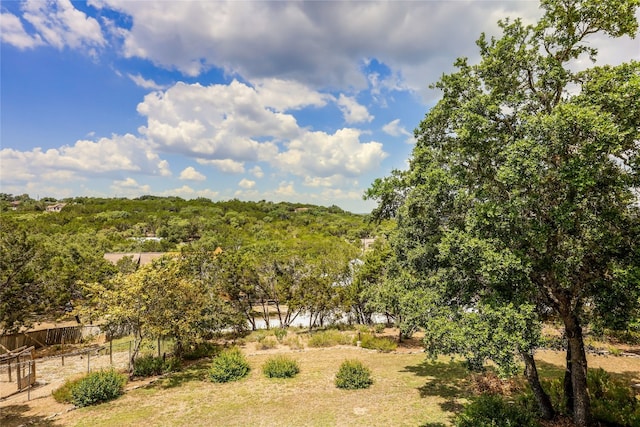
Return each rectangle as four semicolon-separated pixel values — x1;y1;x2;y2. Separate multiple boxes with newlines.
1;1;638;213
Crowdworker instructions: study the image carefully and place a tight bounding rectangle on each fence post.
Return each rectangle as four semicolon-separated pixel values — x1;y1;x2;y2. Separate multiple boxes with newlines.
61;336;65;366
27;361;32;401
110;338;113;365
7;359;11;382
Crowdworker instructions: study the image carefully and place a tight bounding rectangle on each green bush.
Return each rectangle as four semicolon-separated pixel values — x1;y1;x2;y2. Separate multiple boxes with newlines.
258;336;278;350
308;330;352;348
357;333;397;352
263;355;300;379
209;347;251;383
283;334;304;350
588;368;640;426
335;359;373;390
133;354;180;377
52;376;84;403
454;394;539;427
182;342;220;360
70;369;127;407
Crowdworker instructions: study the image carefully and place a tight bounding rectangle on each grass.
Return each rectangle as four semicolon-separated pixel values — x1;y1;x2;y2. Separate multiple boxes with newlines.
54;348;466;426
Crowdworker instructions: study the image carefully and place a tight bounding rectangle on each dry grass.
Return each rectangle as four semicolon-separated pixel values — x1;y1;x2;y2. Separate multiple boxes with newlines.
48;347;468;427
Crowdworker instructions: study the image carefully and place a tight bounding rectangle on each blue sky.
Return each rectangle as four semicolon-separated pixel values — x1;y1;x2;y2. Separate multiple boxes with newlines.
1;1;638;212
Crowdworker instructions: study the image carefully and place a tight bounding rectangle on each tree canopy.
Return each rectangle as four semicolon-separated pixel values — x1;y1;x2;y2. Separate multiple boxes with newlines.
367;0;640;425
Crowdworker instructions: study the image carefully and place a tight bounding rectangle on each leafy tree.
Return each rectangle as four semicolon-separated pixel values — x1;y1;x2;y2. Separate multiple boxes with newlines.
367;1;640;425
0;219;43;333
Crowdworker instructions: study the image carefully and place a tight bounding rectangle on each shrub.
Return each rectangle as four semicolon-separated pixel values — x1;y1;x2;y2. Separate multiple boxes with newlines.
209;347;251;383
133;354;180;377
258;336;278;350
182;342;220;360
70;369;127;407
588;368;640;426
52;376;84;403
358;333;397;352
335;359;373;390
273;328;288;342
454;394;539;427
263;355;300;379
283;334;304;350
308;330;352;348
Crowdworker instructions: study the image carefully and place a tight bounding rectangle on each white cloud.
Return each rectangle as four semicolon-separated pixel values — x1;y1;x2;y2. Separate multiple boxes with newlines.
382;119;415;144
238;178;255;189
250;166;264;179
179;166;206;181
196;158;245;174
110;177;151;196
127;73;167;90
0;134;171;188
21;0;105;51
274;181;296;197
336;94;373;124
0;12;45;49
158;185;219;200
274;128;388;179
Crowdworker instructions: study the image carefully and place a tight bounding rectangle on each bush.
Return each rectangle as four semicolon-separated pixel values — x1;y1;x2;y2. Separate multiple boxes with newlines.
273;328;288;342
283;334;304;350
263;355;300;379
454;394;539;427
258;336;278;350
52;376;84;403
588;368;640;426
308;330;352;348
209;347;251;383
133;354;180;377
182;342;220;360
358;333;397;352
70;369;127;407
335;359;373;390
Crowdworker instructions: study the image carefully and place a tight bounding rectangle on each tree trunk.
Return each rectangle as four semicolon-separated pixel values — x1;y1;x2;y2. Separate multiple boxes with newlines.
520;349;555;420
564;342;574;415
563;314;591;427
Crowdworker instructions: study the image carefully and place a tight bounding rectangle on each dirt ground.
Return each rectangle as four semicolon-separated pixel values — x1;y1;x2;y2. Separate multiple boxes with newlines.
1;330;639;427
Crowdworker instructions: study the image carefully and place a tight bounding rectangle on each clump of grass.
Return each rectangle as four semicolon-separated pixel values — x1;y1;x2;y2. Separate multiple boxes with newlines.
258;336;278;350
208;347;251;383
454;394;538;427
273;328;287;342
335;359;373;390
262;355;300;379
308;329;352;348
283;334;304;350
357;333;397;352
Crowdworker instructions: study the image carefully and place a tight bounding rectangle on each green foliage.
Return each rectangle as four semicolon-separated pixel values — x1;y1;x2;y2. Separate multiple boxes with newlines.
262;355;300;379
307;329;352;348
335;359;373;390
273;327;287;342
133;354;181;377
182;342;220;360
70;369;127;407
52;376;84;403
542;368;640;425
454;394;539;427
208;348;251;383
257;336;278;350
357;333;397;352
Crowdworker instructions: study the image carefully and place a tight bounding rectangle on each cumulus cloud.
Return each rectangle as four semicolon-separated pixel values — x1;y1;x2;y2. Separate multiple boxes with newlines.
274;128;388;179
250;166;264;179
179;166;206;181
110;177;151;195
0;134;171;187
197;158;245;174
19;0;105;52
238;178;255;189
336;94;373;124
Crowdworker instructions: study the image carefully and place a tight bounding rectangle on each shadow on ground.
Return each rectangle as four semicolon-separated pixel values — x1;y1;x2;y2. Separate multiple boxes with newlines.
0;404;57;427
402;359;471;422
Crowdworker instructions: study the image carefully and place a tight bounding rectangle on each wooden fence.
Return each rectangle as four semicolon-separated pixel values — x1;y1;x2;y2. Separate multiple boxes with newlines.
0;325;102;353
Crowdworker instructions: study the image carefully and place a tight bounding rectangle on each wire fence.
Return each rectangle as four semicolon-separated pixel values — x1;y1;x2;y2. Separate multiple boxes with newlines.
0;341;138;403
